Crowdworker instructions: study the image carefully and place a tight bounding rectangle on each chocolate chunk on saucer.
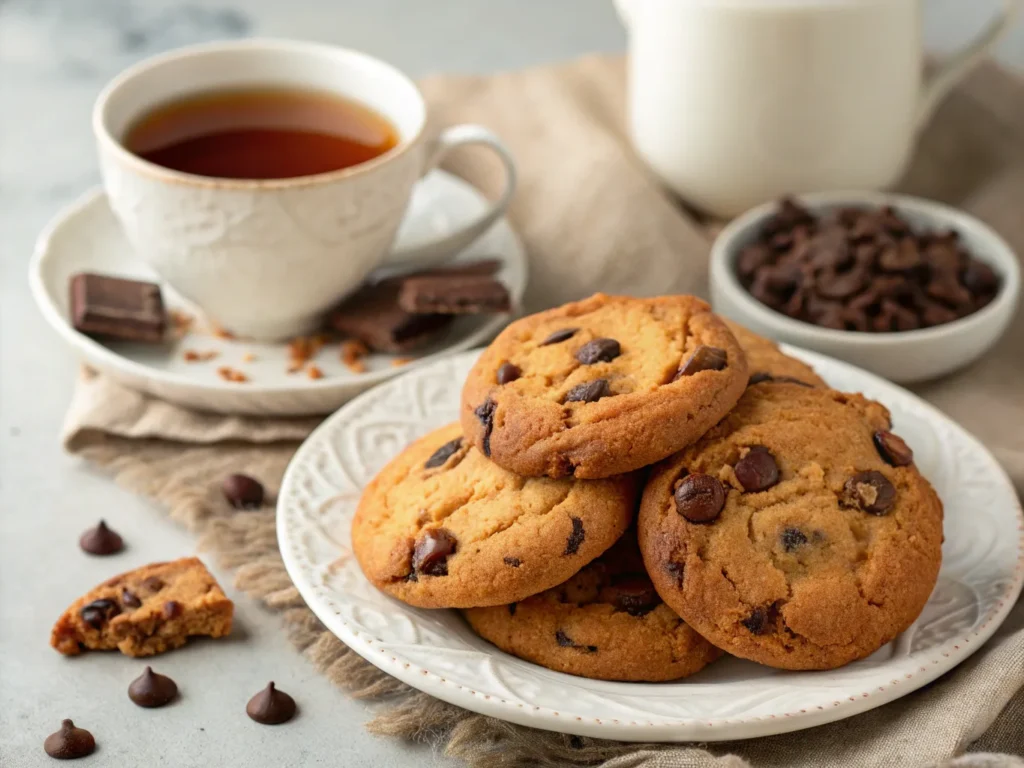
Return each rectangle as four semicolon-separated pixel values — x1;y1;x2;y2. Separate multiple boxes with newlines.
70;273;166;343
398;275;511;314
328;281;451;353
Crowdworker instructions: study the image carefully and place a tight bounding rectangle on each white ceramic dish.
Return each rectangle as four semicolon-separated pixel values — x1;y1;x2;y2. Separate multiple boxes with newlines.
29;171;527;416
277;349;1024;743
709;191;1021;384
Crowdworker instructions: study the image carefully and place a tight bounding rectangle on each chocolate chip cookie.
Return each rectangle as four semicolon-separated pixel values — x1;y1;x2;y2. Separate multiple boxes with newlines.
463;531;721;681
723;319;827;388
352;423;638;609
460;294;748;479
638;384;943;670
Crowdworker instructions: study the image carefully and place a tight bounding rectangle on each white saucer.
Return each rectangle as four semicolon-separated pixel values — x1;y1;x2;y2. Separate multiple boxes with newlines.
29;171;528;416
276;348;1024;743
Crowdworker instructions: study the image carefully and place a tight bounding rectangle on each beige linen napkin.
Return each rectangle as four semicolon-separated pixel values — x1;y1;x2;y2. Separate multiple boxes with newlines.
65;56;1024;767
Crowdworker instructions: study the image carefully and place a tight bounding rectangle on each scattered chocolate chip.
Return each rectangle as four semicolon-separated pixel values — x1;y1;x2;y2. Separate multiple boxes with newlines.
222;474;264;509
120;589;141;609
873;431;914;466
141;577;164;593
734;447;780;492
424;438;463;469
246;682;297;725
540;328;578;346
741;606;773;635
412;529;457;576
665;561;685;586
780;527;808;552
611;577;660;616
575;338;621;365
78;520;124;556
496;361;521;384
554;629;596;652
674;474;726;523
80;599;120;630
503;556;521;567
44;719;95;760
128;667;178;708
474;399;496;457
563;517;585;555
675;345;727;379
842;471;896;515
564;379;610;403
508;603;517;616
162;600;182;620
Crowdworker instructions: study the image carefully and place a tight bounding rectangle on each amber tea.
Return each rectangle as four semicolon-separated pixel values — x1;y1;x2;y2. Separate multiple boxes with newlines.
125;87;399;179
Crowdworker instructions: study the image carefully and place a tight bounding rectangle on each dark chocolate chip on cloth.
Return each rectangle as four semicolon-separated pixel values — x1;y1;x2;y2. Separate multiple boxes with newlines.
460;293;748;479
638;382;943;670
463;530;722;682
351;422;638;608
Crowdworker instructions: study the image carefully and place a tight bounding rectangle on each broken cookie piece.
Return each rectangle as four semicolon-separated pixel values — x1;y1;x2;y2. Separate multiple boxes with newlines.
51;557;233;657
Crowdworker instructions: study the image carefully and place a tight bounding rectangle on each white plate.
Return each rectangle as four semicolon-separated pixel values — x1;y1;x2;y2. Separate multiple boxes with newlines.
277;348;1024;742
29;171;527;416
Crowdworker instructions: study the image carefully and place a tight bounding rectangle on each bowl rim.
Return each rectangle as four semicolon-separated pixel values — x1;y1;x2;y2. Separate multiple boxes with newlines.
710;190;1022;346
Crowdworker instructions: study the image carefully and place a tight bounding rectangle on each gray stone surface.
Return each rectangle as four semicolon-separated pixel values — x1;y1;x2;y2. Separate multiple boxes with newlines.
0;1;1020;766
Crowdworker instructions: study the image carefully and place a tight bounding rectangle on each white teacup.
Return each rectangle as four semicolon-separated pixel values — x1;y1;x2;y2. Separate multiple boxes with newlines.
93;39;516;341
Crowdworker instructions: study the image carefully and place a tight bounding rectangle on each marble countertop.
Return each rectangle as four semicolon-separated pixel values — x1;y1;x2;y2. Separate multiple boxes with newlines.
1;1;1020;766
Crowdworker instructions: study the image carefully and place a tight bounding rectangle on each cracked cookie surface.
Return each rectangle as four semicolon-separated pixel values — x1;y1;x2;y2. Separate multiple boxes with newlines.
638;384;943;670
460;294;748;479
723;319;828;388
352;423;637;609
463;531;721;681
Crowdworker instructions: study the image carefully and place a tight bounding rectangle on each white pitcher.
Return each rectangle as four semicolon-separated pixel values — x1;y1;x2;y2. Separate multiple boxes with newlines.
616;0;1022;217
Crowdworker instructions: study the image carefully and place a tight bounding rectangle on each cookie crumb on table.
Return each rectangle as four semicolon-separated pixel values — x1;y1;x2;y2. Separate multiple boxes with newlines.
216;366;249;383
183;349;219;363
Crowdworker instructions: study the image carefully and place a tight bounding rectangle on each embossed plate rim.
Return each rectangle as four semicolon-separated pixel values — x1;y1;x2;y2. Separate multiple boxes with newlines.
277;348;1024;742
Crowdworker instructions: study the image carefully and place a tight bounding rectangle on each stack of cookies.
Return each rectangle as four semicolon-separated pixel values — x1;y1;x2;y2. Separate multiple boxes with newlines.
352;294;943;680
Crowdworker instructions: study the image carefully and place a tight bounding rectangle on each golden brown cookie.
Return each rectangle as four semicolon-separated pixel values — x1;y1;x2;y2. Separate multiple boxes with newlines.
460;294;748;479
51;558;233;657
352;423;637;609
638;384;943;670
463;531;721;681
723;319;827;388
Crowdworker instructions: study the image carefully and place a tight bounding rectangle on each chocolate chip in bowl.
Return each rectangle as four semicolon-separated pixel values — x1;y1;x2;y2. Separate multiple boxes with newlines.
710;192;1020;383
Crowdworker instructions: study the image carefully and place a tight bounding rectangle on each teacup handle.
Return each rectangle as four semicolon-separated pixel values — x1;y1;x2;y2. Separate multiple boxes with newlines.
385;124;517;268
917;0;1022;129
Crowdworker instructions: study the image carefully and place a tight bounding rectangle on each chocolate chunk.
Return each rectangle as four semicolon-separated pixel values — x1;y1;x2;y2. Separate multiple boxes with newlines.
329;280;452;353
741;606;773;635
564;379;610;403
563;517;585;555
575;338;621;365
70;273;166;344
128;667;178;708
162;600;182;620
674;474;726;523
412;528;457;576
424;438;463;469
246;682;297;725
842;471;896;515
121;589;141;609
610;577;660;616
79;520;124;556
675;346;727;379
665;561;685;586
734;446;780;492
474;399;496;456
540;328;578;346
554;630;596;652
397;275;511;314
141;576;164;593
44;719;96;760
222;474;264;509
780;527;808;551
80;599;120;630
496;361;521;384
874;431;914;466
503;556;521;568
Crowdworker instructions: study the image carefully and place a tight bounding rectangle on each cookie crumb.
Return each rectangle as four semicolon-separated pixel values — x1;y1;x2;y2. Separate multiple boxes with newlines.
183;349;219;363
216;366;249;383
169;309;195;337
241;352;257;363
391;357;414;368
341;339;369;374
307;364;324;380
288;334;328;371
211;325;235;340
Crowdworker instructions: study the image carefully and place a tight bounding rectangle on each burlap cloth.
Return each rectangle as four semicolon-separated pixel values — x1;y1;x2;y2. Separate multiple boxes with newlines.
64;56;1024;767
